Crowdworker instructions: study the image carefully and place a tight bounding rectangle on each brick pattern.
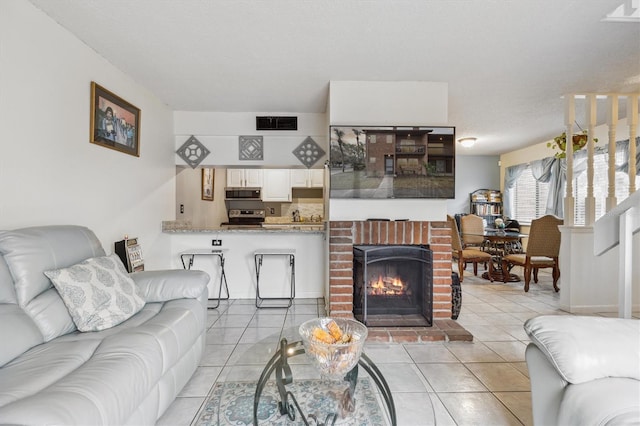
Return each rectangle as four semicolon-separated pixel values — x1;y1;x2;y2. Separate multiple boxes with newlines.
328;220;452;319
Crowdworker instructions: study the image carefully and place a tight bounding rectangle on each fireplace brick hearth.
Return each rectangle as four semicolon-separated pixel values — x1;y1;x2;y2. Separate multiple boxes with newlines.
328;220;471;342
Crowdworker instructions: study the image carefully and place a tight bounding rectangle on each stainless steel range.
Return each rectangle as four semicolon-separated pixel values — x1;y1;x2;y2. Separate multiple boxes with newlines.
222;209;265;229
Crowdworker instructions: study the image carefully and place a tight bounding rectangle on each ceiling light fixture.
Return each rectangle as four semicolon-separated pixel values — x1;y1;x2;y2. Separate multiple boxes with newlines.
458;137;477;148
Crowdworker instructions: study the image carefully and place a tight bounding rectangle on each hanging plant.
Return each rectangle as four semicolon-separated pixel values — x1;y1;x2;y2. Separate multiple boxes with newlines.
547;130;598;159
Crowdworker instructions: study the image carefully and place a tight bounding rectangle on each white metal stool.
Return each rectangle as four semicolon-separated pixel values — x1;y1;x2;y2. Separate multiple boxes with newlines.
180;249;229;309
254;248;296;308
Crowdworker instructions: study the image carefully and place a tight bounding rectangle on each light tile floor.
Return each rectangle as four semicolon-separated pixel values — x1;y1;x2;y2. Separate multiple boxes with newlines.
157;266;634;426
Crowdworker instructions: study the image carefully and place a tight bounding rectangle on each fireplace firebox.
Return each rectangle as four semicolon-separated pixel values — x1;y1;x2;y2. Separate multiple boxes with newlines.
353;244;433;327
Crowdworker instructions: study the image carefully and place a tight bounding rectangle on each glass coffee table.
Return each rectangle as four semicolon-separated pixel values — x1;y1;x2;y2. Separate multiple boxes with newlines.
212;325;397;425
253;336;397;425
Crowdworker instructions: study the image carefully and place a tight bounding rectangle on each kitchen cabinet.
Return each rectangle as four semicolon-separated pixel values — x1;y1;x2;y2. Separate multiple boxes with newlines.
226;169;263;187
262;169;291;202
290;169;324;188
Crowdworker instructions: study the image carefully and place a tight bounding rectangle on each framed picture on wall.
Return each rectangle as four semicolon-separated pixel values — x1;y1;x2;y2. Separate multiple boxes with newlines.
201;168;214;201
90;81;141;157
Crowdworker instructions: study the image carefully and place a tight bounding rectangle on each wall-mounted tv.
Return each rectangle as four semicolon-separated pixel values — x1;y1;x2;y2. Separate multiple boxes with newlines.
329;126;456;199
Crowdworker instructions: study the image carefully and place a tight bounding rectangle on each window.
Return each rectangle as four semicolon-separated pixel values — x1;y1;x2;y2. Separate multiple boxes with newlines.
511;145;639;224
573;150;640;225
513;164;550;223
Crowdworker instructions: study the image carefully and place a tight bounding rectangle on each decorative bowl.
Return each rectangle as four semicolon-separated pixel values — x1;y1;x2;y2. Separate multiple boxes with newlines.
299;317;368;379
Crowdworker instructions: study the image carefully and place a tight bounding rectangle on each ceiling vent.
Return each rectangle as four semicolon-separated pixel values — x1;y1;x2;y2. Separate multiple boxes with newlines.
256;116;298;131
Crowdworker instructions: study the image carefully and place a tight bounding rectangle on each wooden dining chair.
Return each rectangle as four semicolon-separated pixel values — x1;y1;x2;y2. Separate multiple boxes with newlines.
501;215;563;292
448;215;493;282
460;214;486;249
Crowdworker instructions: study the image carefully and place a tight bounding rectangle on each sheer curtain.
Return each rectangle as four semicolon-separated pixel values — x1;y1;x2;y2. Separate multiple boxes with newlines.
505;137;639;221
618;137;640;175
531;157;564;217
503;164;527;219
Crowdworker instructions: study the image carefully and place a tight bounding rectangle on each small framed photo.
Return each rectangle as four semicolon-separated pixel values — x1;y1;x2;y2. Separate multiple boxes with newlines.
201;168;214;201
90;82;141;157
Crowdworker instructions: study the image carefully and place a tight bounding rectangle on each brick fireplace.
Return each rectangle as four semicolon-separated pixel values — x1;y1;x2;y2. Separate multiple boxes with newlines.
327;219;471;342
328;220;452;320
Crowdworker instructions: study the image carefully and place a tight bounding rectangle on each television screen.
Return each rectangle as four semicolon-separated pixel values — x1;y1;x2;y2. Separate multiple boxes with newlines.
329;126;456;199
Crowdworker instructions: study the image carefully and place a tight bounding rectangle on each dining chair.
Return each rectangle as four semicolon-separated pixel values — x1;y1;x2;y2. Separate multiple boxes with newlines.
501;215;563;292
448;215;493;282
502;218;523;253
460;214;486;249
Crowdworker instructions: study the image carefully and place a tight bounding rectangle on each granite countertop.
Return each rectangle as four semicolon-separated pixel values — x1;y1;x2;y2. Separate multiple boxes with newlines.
162;221;325;234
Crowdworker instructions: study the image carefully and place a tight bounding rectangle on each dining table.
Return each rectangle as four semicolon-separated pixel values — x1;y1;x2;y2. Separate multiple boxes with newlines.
462;229;528;282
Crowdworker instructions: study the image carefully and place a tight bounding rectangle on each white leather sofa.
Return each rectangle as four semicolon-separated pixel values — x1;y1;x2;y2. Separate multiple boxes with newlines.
0;225;209;425
524;315;640;426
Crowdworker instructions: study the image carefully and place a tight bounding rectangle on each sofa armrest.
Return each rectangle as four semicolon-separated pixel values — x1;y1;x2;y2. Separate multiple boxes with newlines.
526;343;568;426
524;315;640;384
130;270;209;303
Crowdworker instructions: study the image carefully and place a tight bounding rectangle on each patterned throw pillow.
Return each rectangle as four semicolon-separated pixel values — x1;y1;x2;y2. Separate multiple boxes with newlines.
44;254;145;332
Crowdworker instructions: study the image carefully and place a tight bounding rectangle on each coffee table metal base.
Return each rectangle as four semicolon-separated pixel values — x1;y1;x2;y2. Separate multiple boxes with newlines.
253;338;397;425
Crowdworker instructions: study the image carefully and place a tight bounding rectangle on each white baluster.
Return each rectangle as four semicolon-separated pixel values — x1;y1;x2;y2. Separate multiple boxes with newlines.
606;95;618;212
564;95;575;226
628;95;638;195
585;94;597;225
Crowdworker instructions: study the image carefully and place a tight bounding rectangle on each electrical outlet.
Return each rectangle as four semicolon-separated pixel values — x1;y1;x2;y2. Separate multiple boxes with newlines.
180;204;184;214
269;207;275;214
212;239;222;246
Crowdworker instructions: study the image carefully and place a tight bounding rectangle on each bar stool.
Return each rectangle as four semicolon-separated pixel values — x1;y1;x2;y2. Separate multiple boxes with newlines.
180;249;229;309
254;248;296;308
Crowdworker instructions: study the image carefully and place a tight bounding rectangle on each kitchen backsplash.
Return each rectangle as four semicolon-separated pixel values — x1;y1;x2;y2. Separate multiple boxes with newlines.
264;201;323;223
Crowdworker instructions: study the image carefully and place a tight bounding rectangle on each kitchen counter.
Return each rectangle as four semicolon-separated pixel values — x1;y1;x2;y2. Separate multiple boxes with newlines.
162;221;325;233
164;223;326;300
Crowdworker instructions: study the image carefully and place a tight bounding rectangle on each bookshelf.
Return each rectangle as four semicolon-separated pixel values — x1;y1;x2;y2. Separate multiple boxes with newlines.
470;189;502;227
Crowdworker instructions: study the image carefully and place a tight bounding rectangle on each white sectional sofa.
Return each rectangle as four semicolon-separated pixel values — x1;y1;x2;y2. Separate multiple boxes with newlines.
525;315;640;426
0;225;209;425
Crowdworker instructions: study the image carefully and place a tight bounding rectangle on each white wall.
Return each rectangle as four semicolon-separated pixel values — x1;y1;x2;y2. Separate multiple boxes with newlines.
175;167;228;227
328;81;450;221
0;0;176;269
449;155;500;215
173;112;328;167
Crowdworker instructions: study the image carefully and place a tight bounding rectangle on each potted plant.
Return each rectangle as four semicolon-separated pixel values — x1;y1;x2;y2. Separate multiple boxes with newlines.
547;130;598;159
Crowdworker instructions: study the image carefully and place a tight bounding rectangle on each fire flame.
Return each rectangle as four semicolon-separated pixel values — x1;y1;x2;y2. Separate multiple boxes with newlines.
369;275;407;295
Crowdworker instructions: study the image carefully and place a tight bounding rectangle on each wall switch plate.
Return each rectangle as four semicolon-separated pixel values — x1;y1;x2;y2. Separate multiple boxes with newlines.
212;239;222;246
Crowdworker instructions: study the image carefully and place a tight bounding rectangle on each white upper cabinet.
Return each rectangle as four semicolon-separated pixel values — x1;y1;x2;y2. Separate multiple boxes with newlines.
262;169;292;202
290;169;324;188
226;169;263;187
308;169;324;188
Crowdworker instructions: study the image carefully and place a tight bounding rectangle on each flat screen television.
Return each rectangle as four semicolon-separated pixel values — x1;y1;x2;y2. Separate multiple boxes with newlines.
329;125;456;199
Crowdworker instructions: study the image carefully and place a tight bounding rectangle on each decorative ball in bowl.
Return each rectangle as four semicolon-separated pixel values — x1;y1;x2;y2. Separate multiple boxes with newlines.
299;317;368;379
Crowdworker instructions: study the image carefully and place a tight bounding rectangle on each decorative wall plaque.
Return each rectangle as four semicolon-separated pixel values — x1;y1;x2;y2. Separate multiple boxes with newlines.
293;136;325;168
239;136;264;161
176;136;210;168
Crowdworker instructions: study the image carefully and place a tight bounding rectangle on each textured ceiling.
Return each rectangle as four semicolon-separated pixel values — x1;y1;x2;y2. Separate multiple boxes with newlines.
27;0;640;155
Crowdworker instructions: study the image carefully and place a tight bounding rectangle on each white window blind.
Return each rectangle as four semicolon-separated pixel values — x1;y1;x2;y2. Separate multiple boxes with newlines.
513;164;550;223
573;150;639;225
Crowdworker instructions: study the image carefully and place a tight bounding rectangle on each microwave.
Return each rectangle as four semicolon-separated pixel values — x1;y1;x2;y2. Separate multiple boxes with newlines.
224;188;262;200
